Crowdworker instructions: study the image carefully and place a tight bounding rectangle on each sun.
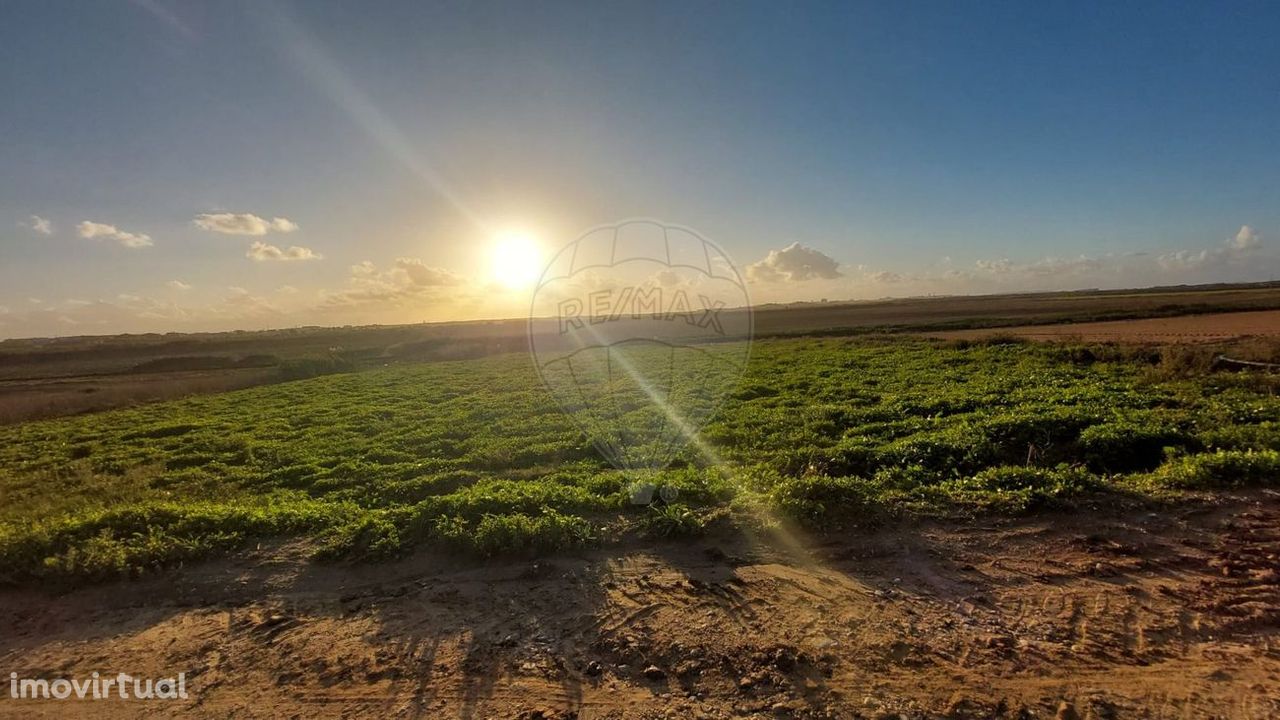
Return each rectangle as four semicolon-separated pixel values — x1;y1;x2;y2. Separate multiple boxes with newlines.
489;230;544;290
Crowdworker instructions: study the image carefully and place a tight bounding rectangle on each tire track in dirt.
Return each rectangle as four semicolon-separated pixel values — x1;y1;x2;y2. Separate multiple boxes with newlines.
1;493;1278;718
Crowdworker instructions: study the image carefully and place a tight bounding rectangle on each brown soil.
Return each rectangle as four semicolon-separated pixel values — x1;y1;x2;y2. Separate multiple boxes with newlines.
3;493;1279;718
0;368;275;425
931;309;1280;343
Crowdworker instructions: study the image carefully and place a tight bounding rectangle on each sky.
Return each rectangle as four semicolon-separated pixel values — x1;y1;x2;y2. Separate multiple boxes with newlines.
2;0;1280;339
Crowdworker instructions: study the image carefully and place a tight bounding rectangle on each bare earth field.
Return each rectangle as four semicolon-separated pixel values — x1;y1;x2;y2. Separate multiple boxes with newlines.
751;285;1280;337
932;309;1280;344
0;368;275;425
2;491;1277;719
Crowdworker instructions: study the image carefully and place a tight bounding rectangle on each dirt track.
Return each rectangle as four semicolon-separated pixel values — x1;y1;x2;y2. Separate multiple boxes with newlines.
2;492;1278;719
931;310;1280;343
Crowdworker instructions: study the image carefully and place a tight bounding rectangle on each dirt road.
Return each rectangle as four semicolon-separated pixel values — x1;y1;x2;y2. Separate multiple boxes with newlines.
2;492;1278;719
931;309;1280;344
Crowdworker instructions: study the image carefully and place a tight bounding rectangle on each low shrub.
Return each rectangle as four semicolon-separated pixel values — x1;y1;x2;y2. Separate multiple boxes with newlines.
878;427;989;478
314;513;403;560
1147;449;1280;489
471;511;595;556
1197;422;1280;452
932;465;1100;512
769;475;884;529
1079;419;1195;472
276;356;354;381
640;503;707;538
0;497;352;582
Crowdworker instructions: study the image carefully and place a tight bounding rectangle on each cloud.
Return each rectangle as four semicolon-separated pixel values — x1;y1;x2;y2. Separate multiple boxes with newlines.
966;254;1103;279
210;288;282;320
1156;249;1213;271
1021;256;1105;277
974;258;1015;275
246;241;321;261
1232;225;1260;250
393;257;464;286
869;270;905;283
746;242;843;282
77;221;153;248
828;251;1114;300
350;260;379;280
320;257;466;311
1158;224;1265;271
193;213;299;236
654;269;685;288
130;0;197;40
347;258;461;289
166;280;192;291
21;215;53;235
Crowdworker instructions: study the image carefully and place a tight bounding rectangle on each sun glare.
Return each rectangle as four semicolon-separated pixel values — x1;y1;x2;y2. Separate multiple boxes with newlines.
490;231;543;290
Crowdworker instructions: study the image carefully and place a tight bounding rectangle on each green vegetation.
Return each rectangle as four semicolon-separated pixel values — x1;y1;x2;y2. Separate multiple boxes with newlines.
2;336;1278;584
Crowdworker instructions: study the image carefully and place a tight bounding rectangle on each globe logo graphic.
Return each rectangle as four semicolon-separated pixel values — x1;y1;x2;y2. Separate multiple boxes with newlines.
528;220;753;500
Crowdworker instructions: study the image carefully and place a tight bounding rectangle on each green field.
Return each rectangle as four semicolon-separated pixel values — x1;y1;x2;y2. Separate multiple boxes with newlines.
2;336;1279;584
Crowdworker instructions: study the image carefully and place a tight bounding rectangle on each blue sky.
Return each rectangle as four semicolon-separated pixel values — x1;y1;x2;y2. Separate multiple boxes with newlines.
2;1;1279;337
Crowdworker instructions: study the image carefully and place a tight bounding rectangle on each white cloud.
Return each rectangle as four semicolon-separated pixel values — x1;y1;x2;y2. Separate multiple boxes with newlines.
1017;255;1104;277
869;270;904;283
320;257;466;311
974;258;1015;275
246;241;322;261
193;213;299;236
1232;225;1260;250
393;257;464;286
827;251;1120;300
21;215;53;235
272;217;300;233
77;221;153;248
746;242;843;282
934;254;1109;284
1156;249;1213;271
210;288;282;320
166;280;192;291
1158;224;1265;271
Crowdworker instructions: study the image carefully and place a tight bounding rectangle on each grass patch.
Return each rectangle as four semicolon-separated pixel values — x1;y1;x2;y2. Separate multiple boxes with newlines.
1145;449;1280;490
1;336;1278;583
